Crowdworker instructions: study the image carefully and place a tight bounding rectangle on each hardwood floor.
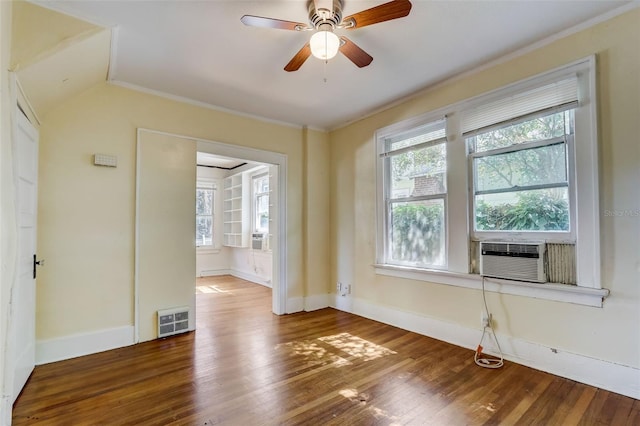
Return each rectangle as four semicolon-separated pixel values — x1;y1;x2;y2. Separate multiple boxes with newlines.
13;276;639;425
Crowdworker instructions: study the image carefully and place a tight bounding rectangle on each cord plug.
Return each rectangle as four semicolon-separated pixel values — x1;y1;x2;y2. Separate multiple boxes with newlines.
482;313;492;328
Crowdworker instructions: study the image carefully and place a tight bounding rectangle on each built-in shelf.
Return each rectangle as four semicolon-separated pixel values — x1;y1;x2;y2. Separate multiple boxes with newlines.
222;174;249;248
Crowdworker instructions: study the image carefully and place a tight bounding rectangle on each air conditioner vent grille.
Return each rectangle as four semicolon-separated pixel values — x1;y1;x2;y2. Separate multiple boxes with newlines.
157;307;190;338
481;242;540;256
480;242;546;283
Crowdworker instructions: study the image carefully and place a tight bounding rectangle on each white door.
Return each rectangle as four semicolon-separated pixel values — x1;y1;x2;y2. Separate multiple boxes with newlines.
11;108;39;402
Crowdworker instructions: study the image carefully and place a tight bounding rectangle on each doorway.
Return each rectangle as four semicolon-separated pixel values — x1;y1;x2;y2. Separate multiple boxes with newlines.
195;139;287;315
195;152;275;293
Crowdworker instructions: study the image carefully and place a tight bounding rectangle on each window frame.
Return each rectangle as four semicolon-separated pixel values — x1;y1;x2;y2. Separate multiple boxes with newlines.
467;110;577;243
374;56;607;306
377;116;449;270
251;171;270;235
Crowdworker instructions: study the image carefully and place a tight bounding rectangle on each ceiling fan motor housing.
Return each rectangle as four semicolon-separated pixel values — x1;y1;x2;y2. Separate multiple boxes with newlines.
308;0;344;29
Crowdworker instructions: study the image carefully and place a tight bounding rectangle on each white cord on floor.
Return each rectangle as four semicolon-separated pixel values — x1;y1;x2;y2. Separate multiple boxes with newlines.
475;276;504;369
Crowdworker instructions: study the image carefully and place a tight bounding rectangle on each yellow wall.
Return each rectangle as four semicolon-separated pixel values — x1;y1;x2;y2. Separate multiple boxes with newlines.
304;128;331;305
137;131;196;342
10;0;100;70
330;9;640;367
37;82;330;340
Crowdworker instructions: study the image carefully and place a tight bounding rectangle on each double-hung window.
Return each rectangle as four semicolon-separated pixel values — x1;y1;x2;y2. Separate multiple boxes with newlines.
464;78;578;240
378;118;447;269
196;185;214;247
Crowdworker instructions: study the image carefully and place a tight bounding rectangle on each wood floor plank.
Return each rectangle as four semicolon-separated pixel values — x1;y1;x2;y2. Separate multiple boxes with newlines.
12;275;637;425
545;381;593;425
624;399;640;425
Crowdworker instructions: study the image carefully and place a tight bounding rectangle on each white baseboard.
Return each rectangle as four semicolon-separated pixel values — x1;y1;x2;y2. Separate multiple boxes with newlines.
198;269;230;277
304;293;330;312
36;326;135;365
230;269;272;288
332;296;640;399
286;297;304;314
286;294;330;313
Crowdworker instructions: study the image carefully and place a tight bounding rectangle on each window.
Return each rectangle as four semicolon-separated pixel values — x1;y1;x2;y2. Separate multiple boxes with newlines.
379;119;447;269
196;186;214;247
253;172;269;234
463;76;579;240
375;57;604;304
468;109;574;236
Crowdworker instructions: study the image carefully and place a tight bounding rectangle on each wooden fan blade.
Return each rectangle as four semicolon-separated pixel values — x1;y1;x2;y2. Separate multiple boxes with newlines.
284;43;312;72
343;0;412;29
339;37;373;68
241;15;308;31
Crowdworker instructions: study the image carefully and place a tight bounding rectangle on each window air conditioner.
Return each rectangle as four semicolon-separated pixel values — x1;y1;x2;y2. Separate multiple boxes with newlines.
252;233;267;250
479;242;546;283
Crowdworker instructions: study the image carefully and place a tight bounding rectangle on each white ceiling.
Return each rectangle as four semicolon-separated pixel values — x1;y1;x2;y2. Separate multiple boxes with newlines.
39;1;632;130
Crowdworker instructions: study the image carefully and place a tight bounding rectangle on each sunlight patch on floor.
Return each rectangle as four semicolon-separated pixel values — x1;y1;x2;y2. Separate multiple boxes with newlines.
196;285;232;294
276;340;351;367
276;332;397;368
319;333;397;361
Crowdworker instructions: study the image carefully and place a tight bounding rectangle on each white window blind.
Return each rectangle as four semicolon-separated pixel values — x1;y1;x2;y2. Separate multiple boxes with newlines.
382;118;446;155
461;77;578;135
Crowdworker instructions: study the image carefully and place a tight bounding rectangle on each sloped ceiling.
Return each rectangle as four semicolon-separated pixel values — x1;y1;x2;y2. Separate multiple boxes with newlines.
11;0;110;120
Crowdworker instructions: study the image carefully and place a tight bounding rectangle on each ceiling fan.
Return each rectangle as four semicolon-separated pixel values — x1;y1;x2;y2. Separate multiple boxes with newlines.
241;0;412;72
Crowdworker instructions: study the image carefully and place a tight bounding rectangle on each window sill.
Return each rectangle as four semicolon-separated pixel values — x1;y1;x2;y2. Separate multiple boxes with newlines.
196;247;221;254
373;264;609;307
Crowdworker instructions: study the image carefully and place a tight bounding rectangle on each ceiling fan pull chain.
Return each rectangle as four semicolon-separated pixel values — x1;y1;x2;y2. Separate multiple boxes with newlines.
323;59;328;83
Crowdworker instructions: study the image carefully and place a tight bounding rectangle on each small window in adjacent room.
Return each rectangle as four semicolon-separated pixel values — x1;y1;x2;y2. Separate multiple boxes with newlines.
252;172;269;234
196;186;214;247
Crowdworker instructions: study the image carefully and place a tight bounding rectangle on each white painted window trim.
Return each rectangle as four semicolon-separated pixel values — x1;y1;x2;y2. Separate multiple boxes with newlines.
376;113;450;269
374;264;609;307
374;56;604;306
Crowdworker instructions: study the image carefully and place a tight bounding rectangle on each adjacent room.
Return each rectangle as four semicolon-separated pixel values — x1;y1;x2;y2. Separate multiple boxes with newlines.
1;0;638;424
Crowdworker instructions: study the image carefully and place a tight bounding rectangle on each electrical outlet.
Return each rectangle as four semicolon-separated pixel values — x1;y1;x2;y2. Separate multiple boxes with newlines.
481;312;492;328
337;282;342;293
346;284;351;294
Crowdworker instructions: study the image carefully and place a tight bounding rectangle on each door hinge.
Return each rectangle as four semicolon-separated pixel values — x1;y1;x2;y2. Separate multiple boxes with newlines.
33;254;44;279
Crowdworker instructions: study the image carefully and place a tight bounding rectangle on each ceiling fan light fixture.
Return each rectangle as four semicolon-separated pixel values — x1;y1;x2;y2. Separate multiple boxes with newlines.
310;29;340;60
